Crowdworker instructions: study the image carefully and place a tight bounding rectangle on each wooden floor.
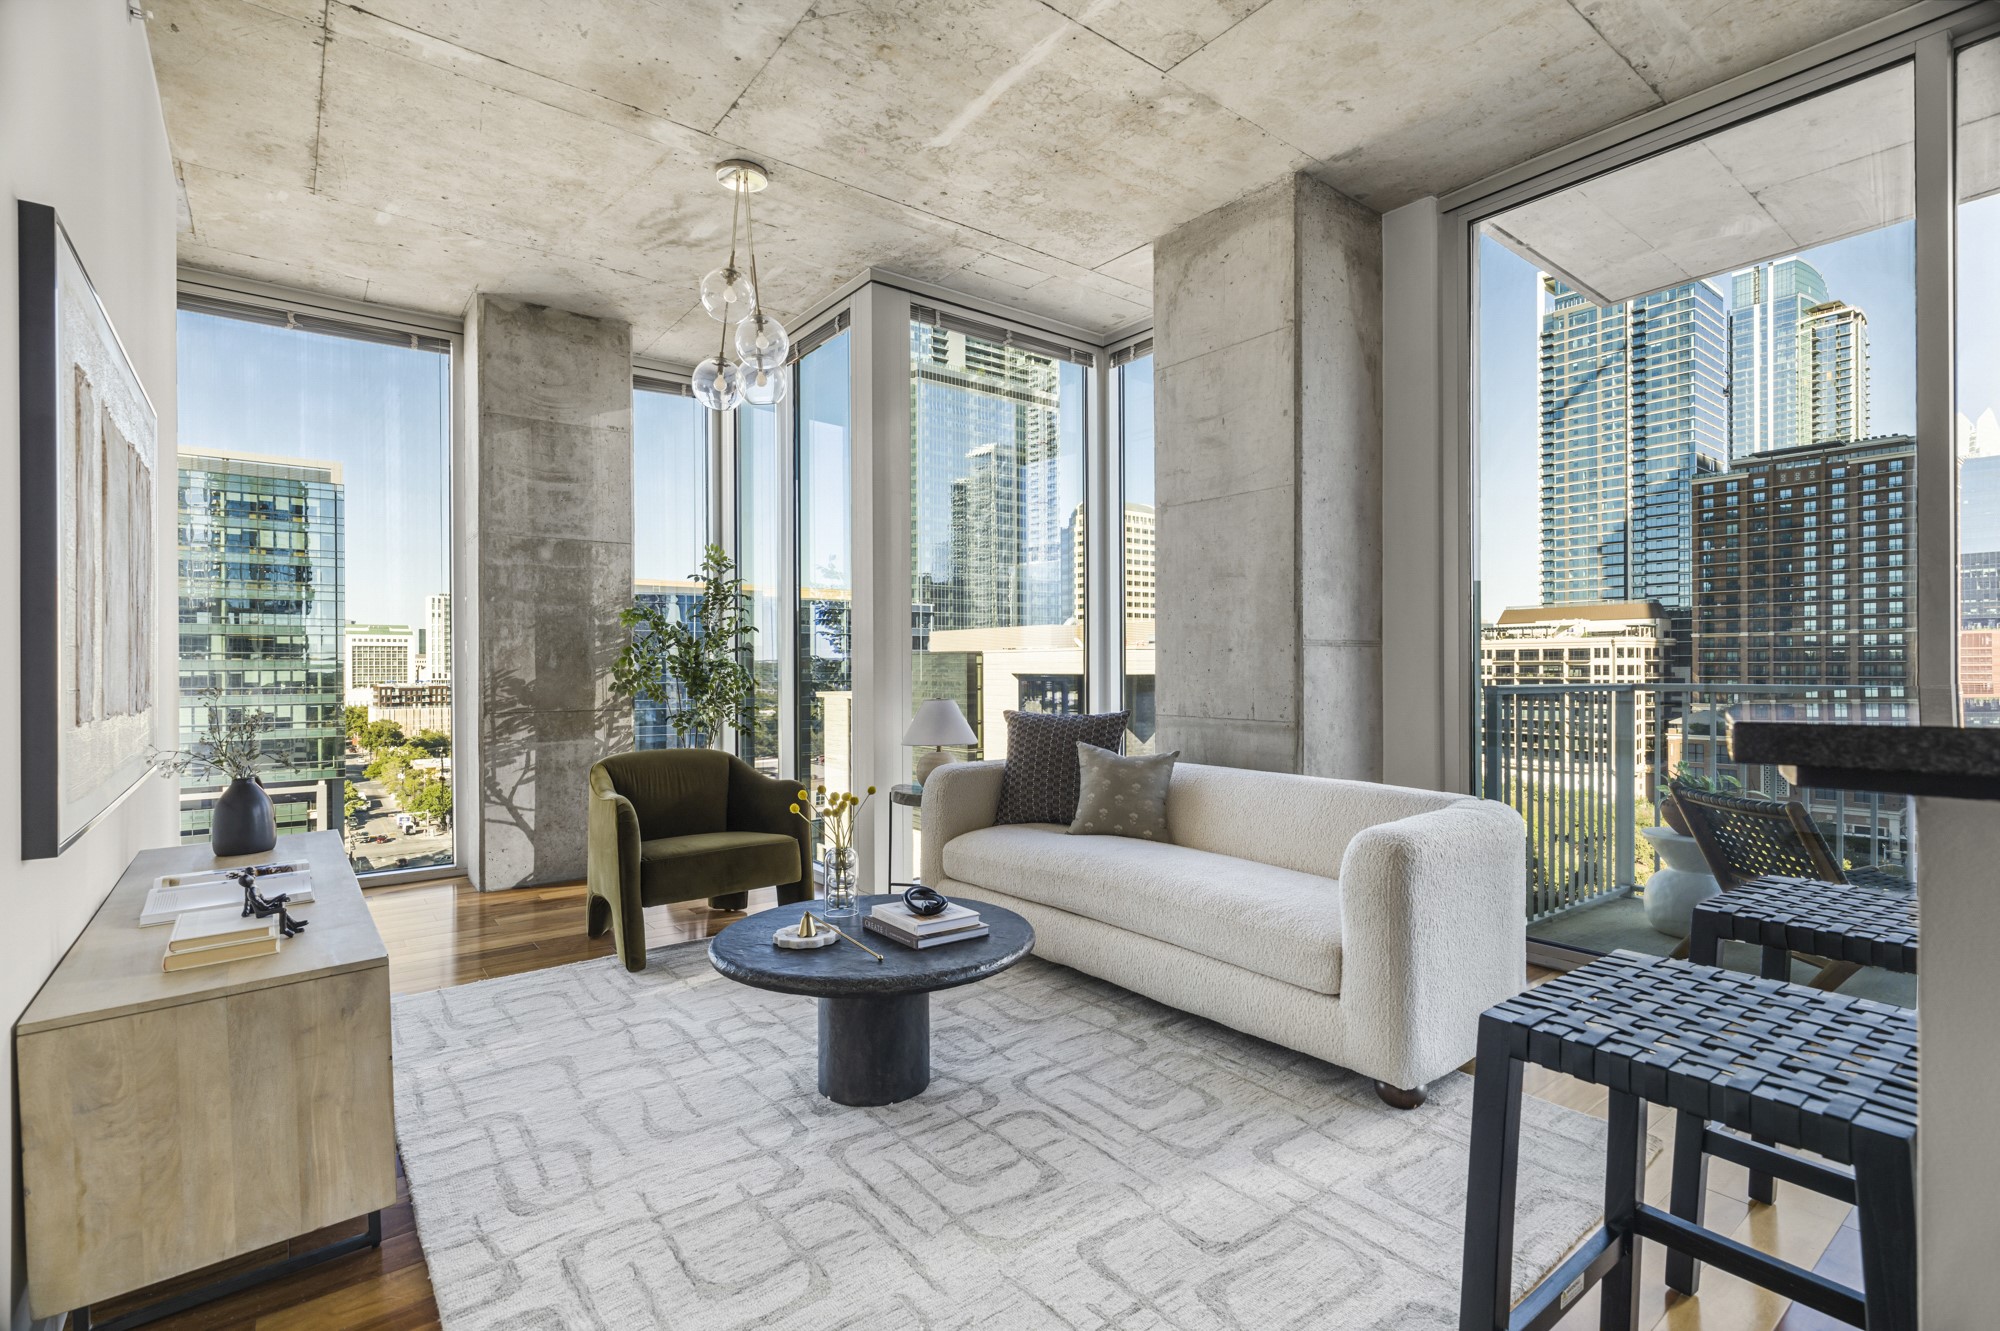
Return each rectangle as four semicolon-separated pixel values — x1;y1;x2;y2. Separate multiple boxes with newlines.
95;880;1854;1331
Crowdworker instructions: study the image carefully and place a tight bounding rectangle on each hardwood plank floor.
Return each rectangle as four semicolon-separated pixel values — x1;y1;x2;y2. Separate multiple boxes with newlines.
85;885;1853;1330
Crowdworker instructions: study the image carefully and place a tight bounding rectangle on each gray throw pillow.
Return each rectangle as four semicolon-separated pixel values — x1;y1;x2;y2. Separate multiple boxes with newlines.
1069;744;1178;840
993;710;1129;825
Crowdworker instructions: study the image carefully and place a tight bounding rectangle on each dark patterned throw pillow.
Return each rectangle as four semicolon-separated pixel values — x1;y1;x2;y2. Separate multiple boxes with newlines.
993;710;1129;825
1069;745;1179;840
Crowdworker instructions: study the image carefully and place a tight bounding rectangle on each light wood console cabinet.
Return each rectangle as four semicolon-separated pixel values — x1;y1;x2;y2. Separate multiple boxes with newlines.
15;832;396;1321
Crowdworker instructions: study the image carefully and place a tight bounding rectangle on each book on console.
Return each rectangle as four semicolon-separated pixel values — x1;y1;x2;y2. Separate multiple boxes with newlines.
141;865;314;926
863;914;989;949
166;906;280;954
162;936;282;972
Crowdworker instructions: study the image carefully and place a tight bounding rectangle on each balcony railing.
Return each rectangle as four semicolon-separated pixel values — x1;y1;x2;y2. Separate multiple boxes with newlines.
1481;683;1911;924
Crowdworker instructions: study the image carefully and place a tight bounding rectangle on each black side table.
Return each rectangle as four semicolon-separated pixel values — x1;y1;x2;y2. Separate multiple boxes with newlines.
707;895;1033;1106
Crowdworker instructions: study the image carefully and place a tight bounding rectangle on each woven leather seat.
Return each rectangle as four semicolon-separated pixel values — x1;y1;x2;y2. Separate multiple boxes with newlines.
1460;951;1916;1331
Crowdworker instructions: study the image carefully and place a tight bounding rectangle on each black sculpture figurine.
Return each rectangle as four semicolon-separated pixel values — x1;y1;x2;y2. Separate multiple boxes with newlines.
235;866;309;939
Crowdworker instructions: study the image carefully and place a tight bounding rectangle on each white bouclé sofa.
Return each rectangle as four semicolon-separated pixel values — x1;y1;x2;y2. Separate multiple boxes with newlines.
920;760;1528;1106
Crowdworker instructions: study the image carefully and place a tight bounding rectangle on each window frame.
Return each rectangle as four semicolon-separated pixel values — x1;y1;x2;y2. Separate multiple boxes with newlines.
174;273;466;887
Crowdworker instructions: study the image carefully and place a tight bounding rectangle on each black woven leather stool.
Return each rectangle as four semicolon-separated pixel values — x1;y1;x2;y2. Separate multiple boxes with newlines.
1676;874;1918;1217
1458;951;1917;1331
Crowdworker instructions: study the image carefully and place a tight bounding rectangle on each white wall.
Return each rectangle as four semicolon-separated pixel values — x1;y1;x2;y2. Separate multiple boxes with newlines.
0;3;180;1326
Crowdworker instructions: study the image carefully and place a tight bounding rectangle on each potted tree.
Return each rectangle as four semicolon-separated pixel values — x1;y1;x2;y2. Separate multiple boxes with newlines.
611;543;757;748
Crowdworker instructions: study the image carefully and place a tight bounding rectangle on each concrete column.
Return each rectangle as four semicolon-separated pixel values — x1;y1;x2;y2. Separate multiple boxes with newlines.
1152;174;1383;778
470;296;634;889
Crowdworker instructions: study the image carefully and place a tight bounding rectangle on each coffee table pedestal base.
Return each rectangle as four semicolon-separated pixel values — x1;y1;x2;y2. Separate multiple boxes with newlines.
818;992;930;1106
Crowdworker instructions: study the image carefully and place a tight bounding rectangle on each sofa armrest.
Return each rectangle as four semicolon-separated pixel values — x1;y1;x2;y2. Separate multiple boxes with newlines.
1337;798;1527;1089
919;760;1006;887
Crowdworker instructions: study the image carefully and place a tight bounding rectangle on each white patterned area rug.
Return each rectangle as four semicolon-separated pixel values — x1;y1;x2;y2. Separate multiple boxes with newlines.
393;943;1617;1330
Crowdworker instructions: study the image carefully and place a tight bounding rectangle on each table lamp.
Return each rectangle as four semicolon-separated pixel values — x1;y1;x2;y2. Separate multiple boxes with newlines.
904;699;978;784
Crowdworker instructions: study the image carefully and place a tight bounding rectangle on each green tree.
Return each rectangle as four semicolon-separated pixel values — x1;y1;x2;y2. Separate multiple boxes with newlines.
358;719;406;753
344;705;369;742
406;777;453;824
343;782;367;827
611;543;756;746
409;729;451;758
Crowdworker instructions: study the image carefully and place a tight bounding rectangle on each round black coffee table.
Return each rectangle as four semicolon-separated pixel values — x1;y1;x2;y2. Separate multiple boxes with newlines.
707;894;1033;1106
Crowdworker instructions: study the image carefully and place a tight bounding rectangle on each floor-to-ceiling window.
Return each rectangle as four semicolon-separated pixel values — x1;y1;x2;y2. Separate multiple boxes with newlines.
631;379;710;749
908;307;1088;761
1116;344;1156;753
796;327;853;791
1958;39;2000;727
177;298;453;874
736;399;782;771
1471;63;1918;963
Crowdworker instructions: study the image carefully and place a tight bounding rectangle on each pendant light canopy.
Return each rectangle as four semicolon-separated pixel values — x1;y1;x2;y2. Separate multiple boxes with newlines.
692;160;789;412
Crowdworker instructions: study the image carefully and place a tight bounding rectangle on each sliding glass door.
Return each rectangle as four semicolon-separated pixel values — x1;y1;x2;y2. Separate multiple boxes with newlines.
796;330;853;792
1473;62;1923;956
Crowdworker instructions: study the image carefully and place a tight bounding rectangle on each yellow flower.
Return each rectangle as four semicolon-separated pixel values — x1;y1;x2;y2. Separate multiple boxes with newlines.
789;803;801;815
866;785;876;795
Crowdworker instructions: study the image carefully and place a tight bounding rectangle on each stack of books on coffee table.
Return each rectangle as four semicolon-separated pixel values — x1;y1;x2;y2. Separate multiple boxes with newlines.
863;899;988;949
160;905;282;972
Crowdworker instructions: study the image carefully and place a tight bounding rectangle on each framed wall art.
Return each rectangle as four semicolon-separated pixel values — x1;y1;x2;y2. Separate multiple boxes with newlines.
18;200;159;859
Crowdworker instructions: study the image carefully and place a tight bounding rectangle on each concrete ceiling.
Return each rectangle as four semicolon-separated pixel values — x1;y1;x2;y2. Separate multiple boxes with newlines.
1487;54;2000;305
149;0;1914;364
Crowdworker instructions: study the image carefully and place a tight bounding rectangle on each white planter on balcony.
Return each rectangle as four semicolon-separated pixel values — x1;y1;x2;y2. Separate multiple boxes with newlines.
1640;826;1721;938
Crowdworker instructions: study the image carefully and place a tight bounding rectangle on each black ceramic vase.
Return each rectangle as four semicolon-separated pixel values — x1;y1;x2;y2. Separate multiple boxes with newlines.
211;776;277;857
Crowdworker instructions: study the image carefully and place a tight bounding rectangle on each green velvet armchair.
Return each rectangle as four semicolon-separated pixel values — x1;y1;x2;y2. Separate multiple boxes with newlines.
586;749;810;972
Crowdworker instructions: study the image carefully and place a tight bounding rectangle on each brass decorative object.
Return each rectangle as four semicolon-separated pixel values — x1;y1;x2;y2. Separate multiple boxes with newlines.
805;912;884;963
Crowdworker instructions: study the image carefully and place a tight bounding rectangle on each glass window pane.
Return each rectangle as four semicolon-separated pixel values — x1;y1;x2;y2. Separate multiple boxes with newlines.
909;319;1086;763
1956;38;2000;726
1119;352;1156;754
798;333;852;791
631;385;709;749
1473;63;1916;954
736;400;782;772
177;307;454;874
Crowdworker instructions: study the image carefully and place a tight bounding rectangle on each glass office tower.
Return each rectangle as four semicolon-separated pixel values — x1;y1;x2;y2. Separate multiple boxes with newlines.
176;450;345;840
1728;257;1831;460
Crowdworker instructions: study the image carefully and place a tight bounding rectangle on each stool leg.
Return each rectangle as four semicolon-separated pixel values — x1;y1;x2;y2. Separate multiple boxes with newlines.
1600;1091;1648;1331
1745;944;1790;1206
1688;907;1722;968
1665;1109;1710;1296
1459;1015;1524;1331
1852;1130;1918;1331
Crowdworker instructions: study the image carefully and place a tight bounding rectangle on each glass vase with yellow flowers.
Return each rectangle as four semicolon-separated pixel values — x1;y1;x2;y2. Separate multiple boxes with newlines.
791;784;876;917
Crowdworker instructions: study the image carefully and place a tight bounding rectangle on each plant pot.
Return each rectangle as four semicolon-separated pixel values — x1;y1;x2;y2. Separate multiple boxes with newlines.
211;777;277;857
1661;793;1691;836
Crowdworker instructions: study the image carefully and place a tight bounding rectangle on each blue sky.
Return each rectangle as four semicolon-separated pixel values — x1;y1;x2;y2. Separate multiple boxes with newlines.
178;311;450;632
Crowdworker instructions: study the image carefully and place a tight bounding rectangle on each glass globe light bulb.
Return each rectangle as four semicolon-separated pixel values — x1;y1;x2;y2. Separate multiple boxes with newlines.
699;267;755;322
741;363;788;406
734;313;791;372
691;356;744;411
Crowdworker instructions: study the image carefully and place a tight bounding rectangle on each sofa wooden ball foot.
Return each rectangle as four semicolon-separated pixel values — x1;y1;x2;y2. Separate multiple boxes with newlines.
1375;1081;1427;1110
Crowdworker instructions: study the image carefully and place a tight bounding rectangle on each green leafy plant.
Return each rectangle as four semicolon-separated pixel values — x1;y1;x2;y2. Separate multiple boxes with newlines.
611;543;757;747
1671;761;1742;794
147;686;273;782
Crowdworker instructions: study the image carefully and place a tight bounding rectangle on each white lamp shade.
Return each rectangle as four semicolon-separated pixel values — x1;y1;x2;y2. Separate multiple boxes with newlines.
903;698;977;748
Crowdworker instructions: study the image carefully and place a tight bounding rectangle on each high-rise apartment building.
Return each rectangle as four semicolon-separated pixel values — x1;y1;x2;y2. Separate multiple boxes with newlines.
345;624;416;690
1538;277;1727;656
1798;300;1870;445
424;592;452;680
1692;434;1915;715
910;322;1069;634
630;578;701;748
176;450;345;840
1727;258;1830;460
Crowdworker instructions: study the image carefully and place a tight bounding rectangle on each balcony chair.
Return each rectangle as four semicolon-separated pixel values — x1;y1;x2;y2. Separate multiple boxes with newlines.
586;749;810;972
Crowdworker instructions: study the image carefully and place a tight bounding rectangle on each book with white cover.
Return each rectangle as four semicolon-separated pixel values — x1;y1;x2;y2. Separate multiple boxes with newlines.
166;906;279;954
141;865;313;926
869;900;979;933
162;935;281;972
